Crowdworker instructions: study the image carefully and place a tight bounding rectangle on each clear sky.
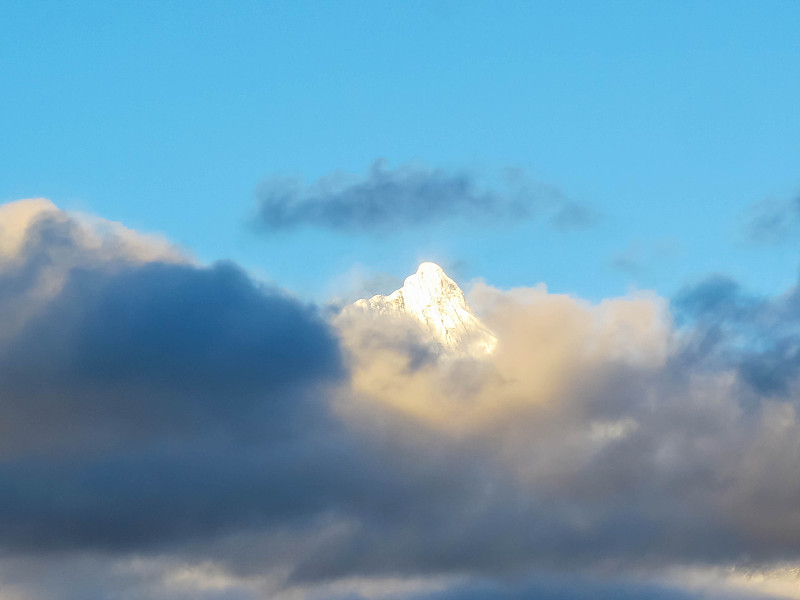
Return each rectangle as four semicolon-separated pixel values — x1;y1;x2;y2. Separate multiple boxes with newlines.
3;0;800;302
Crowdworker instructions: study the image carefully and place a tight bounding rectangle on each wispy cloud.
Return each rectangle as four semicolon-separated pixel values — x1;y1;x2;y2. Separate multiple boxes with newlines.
610;238;683;275
254;159;598;234
743;196;800;244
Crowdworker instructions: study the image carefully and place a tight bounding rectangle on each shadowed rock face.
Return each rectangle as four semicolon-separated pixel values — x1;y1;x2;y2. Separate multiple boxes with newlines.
352;262;497;357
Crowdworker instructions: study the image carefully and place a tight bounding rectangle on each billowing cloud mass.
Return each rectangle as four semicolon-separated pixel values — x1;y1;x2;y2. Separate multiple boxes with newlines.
3;199;800;599
0;199;351;554
254;160;598;233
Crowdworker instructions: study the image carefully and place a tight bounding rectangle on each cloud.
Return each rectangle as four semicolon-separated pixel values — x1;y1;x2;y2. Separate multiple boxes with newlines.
253;160;596;234
550;201;603;231
324;274;800;587
674;274;800;396
5;199;800;599
0;199;350;553
610;238;683;276
743;196;800;244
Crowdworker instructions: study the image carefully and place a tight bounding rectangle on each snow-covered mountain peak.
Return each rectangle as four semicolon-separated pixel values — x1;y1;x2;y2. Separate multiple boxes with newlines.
352;262;497;357
413;261;448;281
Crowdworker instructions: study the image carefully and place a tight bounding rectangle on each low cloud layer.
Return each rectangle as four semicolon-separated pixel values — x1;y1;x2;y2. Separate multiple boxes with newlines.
254;160;597;234
2;199;800;599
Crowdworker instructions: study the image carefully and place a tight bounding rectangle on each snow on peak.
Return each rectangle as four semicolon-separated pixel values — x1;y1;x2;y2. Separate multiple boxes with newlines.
352;262;497;357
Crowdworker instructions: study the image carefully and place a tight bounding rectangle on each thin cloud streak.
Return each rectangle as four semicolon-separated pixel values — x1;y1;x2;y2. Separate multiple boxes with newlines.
254;159;598;234
743;196;800;245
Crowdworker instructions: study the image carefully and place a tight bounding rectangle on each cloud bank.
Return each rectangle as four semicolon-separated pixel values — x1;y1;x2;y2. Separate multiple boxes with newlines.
2;199;800;599
254;160;597;234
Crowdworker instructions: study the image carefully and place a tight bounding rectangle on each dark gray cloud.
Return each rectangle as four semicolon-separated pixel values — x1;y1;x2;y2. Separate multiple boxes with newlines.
674;274;800;396
254;160;596;234
2;263;341;450
0;207;357;553
0;215;343;448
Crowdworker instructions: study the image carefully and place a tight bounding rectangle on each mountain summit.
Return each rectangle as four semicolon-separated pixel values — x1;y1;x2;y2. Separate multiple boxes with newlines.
352;262;497;357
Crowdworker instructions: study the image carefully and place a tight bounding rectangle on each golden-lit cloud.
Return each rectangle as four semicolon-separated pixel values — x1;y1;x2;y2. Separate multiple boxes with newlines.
336;279;671;433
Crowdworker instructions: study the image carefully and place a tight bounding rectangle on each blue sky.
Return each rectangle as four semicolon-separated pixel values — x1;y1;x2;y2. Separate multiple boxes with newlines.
3;0;800;302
